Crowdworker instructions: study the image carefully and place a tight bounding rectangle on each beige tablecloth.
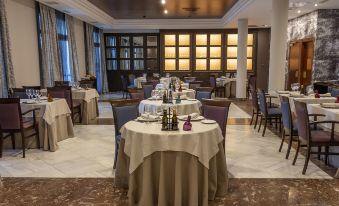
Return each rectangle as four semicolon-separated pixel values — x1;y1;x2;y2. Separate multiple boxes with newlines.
307;104;339;178
115;121;228;205
72;88;99;124
152;89;196;99
3;99;74;152
139;99;201;115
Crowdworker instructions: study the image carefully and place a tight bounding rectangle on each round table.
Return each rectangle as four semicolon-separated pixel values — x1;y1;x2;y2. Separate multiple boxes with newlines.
152;89;196;99
139;99;201;115
115;120;227;205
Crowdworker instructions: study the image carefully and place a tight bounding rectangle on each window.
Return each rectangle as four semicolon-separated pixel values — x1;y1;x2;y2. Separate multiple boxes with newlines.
164;33;191;71
195;33;222;71
104;34;159;71
56;13;71;81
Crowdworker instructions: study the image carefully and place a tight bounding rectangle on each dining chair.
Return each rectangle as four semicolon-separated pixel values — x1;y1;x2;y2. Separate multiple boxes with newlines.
79;80;96;89
257;89;282;136
330;88;339;97
209;75;225;97
196;87;213;102
128;88;145;102
0;98;40;158
184;76;196;83
294;100;339;174
142;83;154;99
120;75;129;99
279;96;299;159
10;88;28;99
189;82;201;90
23;86;41;90
110;99;140;169
202;99;231;146
128;74;136;87
249;87;261;129
247;75;256;99
47;86;82;123
54;81;70;86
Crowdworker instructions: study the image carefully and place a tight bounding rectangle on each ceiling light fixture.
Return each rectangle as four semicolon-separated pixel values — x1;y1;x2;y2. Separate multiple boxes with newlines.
297;10;301;13
314;3;318;7
164;9;168;14
161;0;166;5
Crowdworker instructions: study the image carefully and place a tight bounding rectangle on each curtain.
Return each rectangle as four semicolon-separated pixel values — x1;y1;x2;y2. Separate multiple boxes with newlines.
85;23;95;76
65;15;80;82
0;0;15;97
39;4;62;87
99;29;109;93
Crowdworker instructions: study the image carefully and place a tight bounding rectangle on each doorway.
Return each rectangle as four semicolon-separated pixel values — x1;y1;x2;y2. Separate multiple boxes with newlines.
287;39;314;90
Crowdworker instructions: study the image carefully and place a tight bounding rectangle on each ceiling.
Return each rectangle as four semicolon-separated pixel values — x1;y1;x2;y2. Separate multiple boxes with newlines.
87;0;239;19
37;0;339;30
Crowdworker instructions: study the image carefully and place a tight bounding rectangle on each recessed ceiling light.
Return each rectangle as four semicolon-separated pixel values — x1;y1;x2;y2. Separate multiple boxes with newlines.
161;0;166;5
297;10;301;13
164;9;168;14
314;3;318;7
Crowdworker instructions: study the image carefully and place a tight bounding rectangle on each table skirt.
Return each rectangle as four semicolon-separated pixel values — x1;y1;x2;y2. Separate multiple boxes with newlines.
3;114;74;152
75;98;99;124
115;139;228;206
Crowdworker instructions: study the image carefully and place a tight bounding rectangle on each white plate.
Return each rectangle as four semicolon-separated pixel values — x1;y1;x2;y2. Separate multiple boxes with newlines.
137;116;160;122
178;115;204;121
201;119;216;124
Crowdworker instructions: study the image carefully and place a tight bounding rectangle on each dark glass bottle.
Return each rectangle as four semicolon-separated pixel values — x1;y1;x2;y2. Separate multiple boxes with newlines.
162;90;167;103
171;109;178;130
162;109;168;130
168;91;173;103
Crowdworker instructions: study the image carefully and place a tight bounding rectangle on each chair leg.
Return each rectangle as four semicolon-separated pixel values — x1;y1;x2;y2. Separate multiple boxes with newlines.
250;109;254;125
11;133;15;149
254;113;259;129
302;144;311;175
35;124;40;149
318;146;321;160
286;131;293;159
262;117;267;137
292;140;300;165
0;133;3;158
113;142;119;169
325;146;329;165
279;129;285;152
258;116;263;132
21;131;25;158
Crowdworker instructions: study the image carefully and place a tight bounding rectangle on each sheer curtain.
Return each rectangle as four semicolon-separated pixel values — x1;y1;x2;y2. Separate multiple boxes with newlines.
0;0;15;97
99;30;109;93
39;4;62;87
65;15;80;82
85;23;95;76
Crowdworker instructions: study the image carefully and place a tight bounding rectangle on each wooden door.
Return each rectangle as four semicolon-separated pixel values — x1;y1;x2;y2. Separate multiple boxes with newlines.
288;42;302;89
300;41;313;86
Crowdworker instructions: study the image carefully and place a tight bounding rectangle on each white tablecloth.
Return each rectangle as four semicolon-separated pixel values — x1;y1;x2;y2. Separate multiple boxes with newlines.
120;120;224;174
216;77;236;86
72;88;99;103
139;99;201;115
307;104;339;178
134;77;147;88
152;89;196;99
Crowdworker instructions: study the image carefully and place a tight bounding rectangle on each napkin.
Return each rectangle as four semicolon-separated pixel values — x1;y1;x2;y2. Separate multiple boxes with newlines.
141;114;159;121
190;113;199;119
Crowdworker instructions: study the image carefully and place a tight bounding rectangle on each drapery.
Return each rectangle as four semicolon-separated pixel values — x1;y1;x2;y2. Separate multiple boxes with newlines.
85;23;95;76
65;15;80;82
0;0;15;97
39;4;62;87
99;30;109;93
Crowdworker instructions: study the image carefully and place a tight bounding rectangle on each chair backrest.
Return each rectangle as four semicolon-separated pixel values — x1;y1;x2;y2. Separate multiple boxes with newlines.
47;86;73;109
250;88;259;111
128;88;144;101
202;99;231;138
184;77;196;83
142;84;154;99
196;87;213;102
54;81;69;87
23;86;41;90
0;98;22;130
257;89;268;116
189;82;201;90
330;88;339;97
149;79;160;89
128;74;136;86
120;75;128;90
79;80;96;88
294;100;310;141
11;88;28;99
209;75;217;88
280;95;293;130
111;99;139;135
248;75;256;90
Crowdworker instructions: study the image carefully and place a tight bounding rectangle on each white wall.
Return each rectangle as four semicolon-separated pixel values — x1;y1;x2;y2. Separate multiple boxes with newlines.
6;0;87;87
7;0;40;87
73;17;86;77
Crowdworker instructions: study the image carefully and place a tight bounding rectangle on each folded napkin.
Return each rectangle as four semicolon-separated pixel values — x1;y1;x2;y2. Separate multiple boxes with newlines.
190;113;200;119
141;114;159;121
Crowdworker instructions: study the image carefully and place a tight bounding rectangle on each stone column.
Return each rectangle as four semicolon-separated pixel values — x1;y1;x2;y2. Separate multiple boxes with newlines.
236;18;248;99
268;0;289;91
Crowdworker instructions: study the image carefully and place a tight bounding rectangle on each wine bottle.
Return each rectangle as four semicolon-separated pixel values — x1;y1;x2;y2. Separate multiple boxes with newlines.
162;109;168;130
169;90;173;103
172;109;178;130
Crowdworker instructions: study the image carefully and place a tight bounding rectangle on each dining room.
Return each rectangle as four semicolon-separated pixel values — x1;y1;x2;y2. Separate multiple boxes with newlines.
0;0;339;205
